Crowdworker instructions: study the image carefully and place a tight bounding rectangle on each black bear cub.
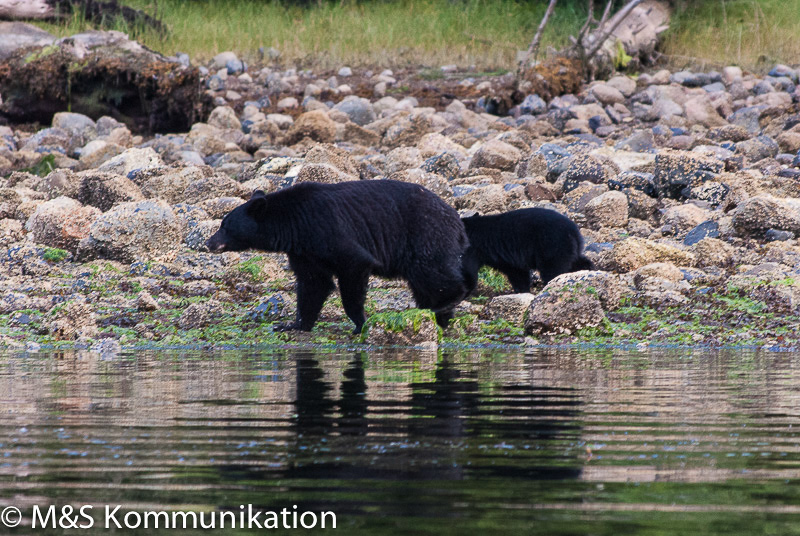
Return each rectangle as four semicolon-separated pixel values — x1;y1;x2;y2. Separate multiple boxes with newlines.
206;181;473;333
462;207;593;294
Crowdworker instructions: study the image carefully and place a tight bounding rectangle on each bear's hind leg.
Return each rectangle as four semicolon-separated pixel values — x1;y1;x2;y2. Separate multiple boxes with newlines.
539;258;576;285
503;267;532;294
338;269;372;334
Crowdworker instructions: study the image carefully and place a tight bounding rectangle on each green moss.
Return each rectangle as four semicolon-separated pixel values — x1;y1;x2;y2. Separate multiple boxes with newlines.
236;256;265;281
367;309;436;333
612;39;632;69
23;44;59;64
43;248;70;263
361;309;440;339
478;267;511;294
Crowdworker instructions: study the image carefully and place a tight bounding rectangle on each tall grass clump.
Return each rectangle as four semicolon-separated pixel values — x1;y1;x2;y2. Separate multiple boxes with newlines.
37;0;588;69
663;0;800;71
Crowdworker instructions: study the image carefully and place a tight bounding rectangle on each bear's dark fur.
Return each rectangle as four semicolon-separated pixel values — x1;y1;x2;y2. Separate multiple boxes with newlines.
206;181;473;333
462;207;593;293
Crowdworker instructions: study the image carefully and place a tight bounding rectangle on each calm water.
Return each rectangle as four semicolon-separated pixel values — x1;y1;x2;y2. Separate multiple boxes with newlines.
2;348;800;534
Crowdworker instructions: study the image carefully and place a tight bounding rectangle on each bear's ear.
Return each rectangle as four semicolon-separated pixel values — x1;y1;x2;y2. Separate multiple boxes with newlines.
250;190;268;200
245;195;268;218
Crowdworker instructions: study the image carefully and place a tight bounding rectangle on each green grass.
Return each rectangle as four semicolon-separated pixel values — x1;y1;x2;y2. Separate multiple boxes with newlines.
20;154;56;177
35;0;588;69
663;0;800;70
32;0;800;73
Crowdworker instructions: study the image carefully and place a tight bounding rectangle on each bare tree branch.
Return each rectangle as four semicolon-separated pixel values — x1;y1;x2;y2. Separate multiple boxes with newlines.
516;0;558;77
575;0;595;46
597;0;614;29
586;0;644;60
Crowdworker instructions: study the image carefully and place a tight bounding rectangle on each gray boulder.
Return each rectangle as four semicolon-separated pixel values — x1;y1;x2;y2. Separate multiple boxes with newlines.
333;96;376;126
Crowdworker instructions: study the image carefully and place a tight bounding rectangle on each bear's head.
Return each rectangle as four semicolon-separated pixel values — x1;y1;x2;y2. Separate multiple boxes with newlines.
206;190;269;252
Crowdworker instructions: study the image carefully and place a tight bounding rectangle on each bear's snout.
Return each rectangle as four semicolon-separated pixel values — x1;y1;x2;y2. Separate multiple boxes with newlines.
205;232;227;252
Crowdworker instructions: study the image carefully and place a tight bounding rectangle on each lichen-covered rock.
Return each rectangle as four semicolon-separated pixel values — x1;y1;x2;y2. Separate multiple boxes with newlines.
584;190;629;228
625;189;660;222
136;164;216;203
662;204;712;234
78;171;144;211
453;183;523;213
0;188;23;219
633;262;684;284
184;220;220;251
480;293;535;324
78;140;125;170
0;218;24;248
295;163;357;184
732;195;800;237
207;106;241;130
421;152;462;181
469;139;523;171
52;112;97;146
25;196;101;252
304;143;360;177
382;114;434;148
417;132;468;160
388;169;452;198
600;237;696;272
79;199;182;262
199;197;244;219
48;300;97;340
38;169;83;199
653;150;723;199
590;83;625;105
178;299;224;329
560;154;618;193
183;174;248;204
98;147;163;176
735;135;779;162
386;146;423;174
683;95;727;127
363;310;440;347
524;272;609;335
136;291;159;311
692;238;735;267
284;110;337;144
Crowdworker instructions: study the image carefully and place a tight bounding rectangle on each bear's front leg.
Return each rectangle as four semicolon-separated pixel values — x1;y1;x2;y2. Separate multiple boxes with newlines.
277;257;335;332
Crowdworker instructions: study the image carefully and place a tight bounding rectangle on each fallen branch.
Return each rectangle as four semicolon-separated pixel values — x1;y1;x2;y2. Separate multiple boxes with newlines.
586;0;645;60
0;0;165;33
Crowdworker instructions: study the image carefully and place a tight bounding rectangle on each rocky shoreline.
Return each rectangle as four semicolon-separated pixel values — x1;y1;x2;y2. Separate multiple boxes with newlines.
2;41;800;352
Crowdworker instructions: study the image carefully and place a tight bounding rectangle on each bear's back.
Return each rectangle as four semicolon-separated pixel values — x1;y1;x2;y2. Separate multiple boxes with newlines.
280;180;467;273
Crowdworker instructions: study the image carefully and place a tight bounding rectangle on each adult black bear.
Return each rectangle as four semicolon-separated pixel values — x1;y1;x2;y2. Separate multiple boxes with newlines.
462;207;593;294
206;181;473;333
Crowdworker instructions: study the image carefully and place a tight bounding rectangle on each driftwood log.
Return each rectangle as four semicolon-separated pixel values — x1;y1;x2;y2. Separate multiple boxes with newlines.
0;0;164;32
487;0;671;114
0;26;208;133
